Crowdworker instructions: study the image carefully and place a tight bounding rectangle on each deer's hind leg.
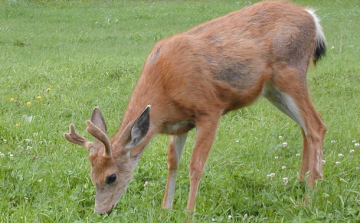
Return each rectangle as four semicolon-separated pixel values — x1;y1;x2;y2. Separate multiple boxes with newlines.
263;67;326;188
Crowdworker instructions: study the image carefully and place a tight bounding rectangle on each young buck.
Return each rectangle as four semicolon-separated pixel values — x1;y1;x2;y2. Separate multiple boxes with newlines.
64;1;326;214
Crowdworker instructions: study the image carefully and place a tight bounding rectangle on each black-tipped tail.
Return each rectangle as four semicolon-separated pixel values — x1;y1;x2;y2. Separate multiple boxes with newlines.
313;38;326;65
306;8;326;65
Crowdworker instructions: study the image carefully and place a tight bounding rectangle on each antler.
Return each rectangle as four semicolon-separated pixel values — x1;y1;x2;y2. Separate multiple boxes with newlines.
86;120;112;158
64;124;94;151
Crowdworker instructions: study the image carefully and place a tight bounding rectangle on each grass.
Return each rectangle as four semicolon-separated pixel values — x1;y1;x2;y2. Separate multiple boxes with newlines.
0;0;360;222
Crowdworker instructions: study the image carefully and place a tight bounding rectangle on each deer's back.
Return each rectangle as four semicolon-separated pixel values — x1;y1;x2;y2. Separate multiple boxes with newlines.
138;1;316;123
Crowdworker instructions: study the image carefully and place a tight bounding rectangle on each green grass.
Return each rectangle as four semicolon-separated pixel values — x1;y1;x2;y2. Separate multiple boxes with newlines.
1;0;360;222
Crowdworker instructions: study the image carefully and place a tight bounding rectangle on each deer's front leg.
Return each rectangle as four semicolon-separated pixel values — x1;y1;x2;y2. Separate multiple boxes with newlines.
162;133;188;209
187;117;219;212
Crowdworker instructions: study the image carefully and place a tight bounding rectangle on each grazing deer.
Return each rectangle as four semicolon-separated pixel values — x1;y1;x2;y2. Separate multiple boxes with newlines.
64;1;326;214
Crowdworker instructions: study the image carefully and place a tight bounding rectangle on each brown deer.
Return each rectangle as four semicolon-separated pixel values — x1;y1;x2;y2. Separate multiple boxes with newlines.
64;1;326;214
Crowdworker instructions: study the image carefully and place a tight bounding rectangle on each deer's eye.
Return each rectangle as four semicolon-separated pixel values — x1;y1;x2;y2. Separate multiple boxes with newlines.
106;174;117;184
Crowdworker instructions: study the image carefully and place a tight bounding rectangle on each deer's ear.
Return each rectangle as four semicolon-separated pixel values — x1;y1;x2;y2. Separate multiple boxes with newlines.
91;107;107;135
125;105;151;150
90;107;108;148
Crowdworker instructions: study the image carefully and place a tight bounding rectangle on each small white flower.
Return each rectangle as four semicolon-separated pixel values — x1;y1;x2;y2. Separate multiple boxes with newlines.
0;152;4;157
283;177;289;185
331;140;336;143
25;139;31;143
235;140;239;143
335;161;340;165
281;166;286;170
296;153;301;157
338;153;344;158
350;149;355;154
331;46;335;49
212;218;216;222
144;181;149;187
3;139;7;143
355;143;359;147
275;156;279;159
243;214;248;220
279;135;283;140
267;173;275;178
228;215;232;220
352;140;356;143
26;146;32;150
322;160;326;165
283;142;288;147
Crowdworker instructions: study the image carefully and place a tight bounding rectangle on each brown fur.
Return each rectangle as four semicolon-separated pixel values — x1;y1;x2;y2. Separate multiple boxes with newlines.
65;1;326;214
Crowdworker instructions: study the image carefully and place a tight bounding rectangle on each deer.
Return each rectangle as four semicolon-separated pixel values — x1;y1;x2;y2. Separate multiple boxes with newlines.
64;0;326;215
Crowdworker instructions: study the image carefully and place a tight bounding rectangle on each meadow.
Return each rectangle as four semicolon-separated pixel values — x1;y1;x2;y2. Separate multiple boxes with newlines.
0;0;359;222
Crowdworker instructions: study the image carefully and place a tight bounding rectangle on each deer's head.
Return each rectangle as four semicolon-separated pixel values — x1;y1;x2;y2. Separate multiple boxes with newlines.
64;106;150;214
